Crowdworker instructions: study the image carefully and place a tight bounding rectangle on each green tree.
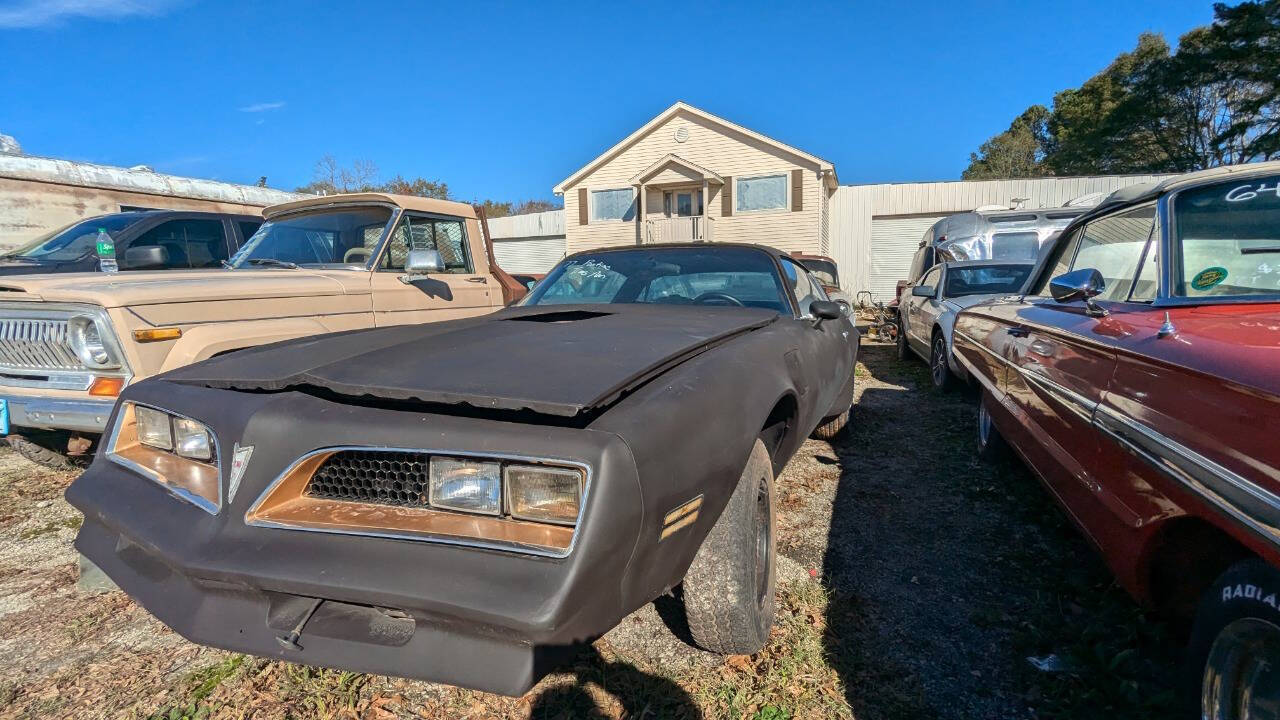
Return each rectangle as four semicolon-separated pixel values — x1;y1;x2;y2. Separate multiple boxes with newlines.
962;105;1052;179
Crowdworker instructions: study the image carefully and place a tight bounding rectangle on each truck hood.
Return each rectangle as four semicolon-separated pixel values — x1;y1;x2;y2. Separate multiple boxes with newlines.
0;269;361;308
164;303;778;418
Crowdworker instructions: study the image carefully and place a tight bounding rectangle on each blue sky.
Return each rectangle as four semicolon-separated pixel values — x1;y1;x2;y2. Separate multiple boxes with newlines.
0;0;1214;203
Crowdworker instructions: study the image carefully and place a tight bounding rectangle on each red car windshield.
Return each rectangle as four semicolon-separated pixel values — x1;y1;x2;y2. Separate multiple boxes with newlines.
1175;175;1280;297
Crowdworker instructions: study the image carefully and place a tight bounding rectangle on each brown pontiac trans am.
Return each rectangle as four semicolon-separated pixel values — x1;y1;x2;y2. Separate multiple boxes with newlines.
66;243;859;695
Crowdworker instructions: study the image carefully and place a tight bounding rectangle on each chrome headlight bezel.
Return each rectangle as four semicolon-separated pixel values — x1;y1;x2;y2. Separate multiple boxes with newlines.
68;314;123;370
106;402;221;514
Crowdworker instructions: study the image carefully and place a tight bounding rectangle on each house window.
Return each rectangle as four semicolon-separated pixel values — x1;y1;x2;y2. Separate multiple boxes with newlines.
736;174;788;212
591;189;635;222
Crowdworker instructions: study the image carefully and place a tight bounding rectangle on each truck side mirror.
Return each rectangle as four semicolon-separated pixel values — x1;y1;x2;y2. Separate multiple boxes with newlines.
403;249;444;276
911;285;935;298
124;245;169;270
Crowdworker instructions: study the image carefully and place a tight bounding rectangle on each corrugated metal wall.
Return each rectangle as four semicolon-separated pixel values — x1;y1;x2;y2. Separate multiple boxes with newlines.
829;174;1171;301
486;209;566;273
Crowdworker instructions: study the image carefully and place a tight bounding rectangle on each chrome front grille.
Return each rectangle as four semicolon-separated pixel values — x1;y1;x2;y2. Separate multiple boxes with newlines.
0;318;85;372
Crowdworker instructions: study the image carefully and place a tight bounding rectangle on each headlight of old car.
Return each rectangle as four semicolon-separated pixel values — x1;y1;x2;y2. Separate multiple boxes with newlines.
429;457;502;515
68;314;121;369
505;465;584;525
108;402;220;513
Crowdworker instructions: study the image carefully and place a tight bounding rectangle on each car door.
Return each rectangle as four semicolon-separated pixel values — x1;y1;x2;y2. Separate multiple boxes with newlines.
779;257;850;419
904;265;942;356
1003;204;1157;545
368;212;496;325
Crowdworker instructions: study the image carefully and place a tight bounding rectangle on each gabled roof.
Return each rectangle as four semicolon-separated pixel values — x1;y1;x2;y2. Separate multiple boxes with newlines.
554;101;837;194
629;153;724;185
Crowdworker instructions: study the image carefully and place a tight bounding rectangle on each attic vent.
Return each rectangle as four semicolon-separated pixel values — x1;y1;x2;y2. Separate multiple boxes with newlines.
508;310;611;323
674;126;689;143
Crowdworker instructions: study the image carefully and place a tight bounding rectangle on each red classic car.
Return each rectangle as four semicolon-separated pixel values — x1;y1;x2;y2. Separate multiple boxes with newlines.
951;161;1280;718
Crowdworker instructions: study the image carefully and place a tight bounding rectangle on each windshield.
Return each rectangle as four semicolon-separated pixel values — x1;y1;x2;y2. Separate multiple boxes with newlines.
1174;175;1280;297
522;246;792;313
797;258;838;287
5;215;140;261
228;206;394;269
945;264;1034;297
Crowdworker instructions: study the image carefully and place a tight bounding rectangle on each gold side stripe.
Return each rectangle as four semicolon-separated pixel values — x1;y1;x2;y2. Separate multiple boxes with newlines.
659;511;699;540
663;495;703;526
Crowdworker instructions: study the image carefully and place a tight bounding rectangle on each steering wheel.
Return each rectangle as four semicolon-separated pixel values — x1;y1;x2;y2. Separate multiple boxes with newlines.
692;291;744;307
343;247;372;265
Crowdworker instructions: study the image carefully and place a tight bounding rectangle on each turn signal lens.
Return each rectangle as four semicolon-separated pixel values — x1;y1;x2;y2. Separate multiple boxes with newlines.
135;406;173;450
428;457;501;515
173;417;213;460
88;376;124;397
133;327;182;343
505;465;583;525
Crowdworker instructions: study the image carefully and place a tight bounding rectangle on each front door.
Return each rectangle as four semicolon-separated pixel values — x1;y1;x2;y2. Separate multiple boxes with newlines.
368;213;496;325
664;189;704;218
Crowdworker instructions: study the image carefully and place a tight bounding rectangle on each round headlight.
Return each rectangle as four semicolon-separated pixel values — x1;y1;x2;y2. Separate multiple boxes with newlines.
68;315;119;369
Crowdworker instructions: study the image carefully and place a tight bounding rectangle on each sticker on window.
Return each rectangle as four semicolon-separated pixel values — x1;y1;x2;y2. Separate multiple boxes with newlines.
1191;266;1228;291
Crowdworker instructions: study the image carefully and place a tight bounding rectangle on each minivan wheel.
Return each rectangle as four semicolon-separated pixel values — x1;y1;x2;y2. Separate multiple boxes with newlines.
1186;559;1280;719
976;392;1009;462
683;438;776;655
930;334;953;391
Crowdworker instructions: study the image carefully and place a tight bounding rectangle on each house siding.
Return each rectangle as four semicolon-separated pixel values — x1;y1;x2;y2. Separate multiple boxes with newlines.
561;109;824;255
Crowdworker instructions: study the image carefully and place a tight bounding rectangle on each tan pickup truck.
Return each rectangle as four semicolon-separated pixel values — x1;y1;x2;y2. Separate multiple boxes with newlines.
0;192;518;467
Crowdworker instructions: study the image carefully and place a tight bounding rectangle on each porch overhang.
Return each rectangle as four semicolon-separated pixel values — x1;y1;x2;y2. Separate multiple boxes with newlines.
629;154;724;186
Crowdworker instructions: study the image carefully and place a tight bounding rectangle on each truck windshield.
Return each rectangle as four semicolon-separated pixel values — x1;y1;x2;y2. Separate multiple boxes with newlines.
797;258;839;287
229;207;394;269
523;246;792;313
1175;175;1280;297
4;215;139;262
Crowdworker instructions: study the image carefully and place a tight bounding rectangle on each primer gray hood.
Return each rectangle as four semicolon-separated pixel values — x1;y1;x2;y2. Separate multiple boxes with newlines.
163;304;778;417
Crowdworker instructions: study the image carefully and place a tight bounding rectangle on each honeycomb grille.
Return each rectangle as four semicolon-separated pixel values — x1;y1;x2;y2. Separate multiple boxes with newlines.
304;450;430;508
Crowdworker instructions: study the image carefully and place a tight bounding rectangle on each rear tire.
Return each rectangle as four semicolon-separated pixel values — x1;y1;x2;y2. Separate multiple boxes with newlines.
976;392;1009;462
1184;559;1280;719
811;408;849;440
684;439;776;655
8;432;79;470
930;333;953;391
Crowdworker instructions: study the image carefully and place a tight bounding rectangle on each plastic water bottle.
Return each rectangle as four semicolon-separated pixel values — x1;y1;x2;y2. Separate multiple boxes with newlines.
95;228;118;273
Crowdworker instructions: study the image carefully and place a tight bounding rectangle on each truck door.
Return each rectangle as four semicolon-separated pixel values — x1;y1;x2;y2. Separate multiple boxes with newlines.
368;213;497;325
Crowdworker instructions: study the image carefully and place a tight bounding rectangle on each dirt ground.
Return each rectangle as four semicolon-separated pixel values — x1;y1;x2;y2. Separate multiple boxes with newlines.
0;341;1182;720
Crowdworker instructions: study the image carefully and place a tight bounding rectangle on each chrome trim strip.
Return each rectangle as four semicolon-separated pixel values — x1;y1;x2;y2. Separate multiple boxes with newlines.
105;402;222;516
1018;368;1097;423
952;329;1013;368
1094;404;1280;549
245;445;593;559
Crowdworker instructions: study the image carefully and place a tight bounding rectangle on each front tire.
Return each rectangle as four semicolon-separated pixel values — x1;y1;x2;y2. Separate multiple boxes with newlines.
8;432;79;470
930;333;953;391
1185;559;1280;719
683;438;776;655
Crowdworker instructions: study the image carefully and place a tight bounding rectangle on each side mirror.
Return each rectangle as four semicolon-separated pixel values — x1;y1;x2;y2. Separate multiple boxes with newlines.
404;249;444;276
809;300;843;323
1050;268;1107;316
123;245;169;270
911;285;935;298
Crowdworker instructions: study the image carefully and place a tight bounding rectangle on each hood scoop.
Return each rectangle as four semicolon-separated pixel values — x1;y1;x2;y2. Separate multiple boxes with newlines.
507;310;611;323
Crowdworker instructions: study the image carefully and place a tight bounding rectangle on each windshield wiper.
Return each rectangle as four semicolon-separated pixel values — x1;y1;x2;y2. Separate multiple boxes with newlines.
0;254;42;263
245;258;299;269
1242;247;1280;255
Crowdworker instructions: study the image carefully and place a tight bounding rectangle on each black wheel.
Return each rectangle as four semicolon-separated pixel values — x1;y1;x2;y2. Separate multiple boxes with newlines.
896;313;910;360
930;332;953;391
976;391;1009;462
683;438;776;655
7;432;79;470
1185;559;1280;719
812;407;849;440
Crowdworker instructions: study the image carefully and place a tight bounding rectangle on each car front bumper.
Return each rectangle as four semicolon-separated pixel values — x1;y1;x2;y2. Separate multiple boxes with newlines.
1;393;115;434
66;382;645;696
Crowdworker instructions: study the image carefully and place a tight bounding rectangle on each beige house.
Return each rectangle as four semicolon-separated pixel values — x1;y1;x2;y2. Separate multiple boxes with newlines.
554;102;838;256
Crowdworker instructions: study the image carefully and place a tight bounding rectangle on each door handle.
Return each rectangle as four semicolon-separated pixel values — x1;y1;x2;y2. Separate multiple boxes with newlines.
1007;327;1029;337
466;277;487;283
